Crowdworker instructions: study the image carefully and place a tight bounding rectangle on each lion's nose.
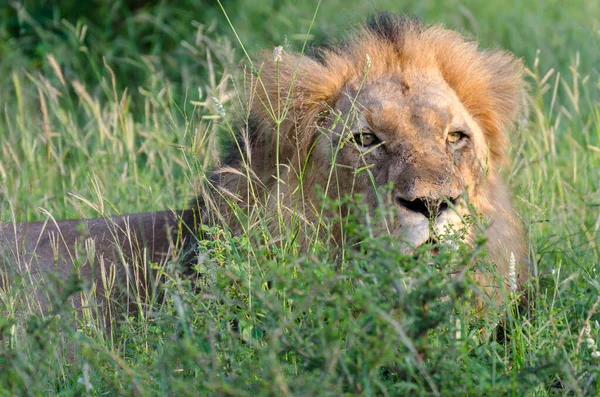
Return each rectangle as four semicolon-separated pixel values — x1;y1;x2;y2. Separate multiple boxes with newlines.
396;196;457;219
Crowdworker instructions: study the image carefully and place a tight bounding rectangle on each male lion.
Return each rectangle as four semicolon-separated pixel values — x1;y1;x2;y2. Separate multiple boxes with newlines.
0;14;529;319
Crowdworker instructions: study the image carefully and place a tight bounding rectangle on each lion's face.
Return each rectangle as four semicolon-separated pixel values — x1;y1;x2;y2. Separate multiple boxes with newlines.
316;71;490;250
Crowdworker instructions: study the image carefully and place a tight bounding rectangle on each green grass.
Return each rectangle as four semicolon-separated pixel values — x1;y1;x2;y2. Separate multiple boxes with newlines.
1;0;599;395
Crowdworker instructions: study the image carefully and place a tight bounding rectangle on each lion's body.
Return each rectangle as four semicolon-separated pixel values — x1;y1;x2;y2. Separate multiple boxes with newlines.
0;14;529;318
0;211;196;318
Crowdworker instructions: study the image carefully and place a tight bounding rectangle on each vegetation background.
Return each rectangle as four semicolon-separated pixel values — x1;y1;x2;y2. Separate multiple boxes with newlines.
0;0;598;395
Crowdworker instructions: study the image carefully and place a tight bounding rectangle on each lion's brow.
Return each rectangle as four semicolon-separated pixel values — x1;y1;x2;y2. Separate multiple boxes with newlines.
341;91;369;112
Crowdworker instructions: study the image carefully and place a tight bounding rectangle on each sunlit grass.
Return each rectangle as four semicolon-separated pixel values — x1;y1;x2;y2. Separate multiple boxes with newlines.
0;1;599;395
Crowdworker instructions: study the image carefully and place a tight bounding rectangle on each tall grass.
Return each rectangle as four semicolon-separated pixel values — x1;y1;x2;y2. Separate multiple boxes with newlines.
1;1;599;395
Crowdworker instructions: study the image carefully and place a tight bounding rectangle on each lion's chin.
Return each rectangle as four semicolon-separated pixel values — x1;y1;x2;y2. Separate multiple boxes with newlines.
396;210;463;254
398;221;430;253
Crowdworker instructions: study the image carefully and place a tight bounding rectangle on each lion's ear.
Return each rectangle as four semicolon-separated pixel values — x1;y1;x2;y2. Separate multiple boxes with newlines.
427;30;527;165
472;51;528;163
250;50;345;163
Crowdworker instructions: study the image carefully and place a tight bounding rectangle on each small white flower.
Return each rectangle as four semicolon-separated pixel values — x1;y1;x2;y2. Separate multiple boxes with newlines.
508;252;517;292
77;363;93;391
273;46;283;63
365;53;371;69
584;323;592;338
583;322;600;357
211;97;226;117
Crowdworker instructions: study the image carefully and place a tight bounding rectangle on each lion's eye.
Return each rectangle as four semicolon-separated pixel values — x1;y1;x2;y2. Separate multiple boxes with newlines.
447;131;467;144
354;133;379;147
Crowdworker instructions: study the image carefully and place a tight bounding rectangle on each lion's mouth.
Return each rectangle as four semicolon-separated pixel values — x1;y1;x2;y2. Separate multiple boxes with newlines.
398;221;460;256
395;199;467;255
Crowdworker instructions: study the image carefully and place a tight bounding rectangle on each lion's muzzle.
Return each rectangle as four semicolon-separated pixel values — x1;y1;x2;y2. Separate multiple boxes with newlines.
395;195;465;252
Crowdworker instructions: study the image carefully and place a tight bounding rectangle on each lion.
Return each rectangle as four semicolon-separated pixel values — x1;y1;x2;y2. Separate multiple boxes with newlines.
0;13;529;321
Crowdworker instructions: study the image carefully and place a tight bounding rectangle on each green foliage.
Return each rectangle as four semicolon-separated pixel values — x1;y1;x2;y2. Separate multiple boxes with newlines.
1;0;599;395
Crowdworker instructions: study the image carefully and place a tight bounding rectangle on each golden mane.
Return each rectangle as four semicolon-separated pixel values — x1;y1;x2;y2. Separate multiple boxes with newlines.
247;14;524;174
